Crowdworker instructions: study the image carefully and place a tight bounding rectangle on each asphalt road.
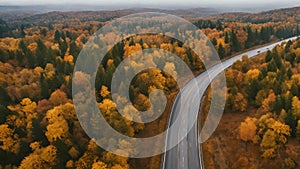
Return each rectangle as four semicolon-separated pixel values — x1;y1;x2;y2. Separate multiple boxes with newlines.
162;36;299;169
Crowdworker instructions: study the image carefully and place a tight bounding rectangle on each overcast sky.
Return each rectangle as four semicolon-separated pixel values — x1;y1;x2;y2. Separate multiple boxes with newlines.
0;0;299;9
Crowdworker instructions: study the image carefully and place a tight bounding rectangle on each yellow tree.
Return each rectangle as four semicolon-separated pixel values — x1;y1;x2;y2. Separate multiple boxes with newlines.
134;68;166;95
102;152;129;169
292;96;300;119
0;124;20;154
260;129;276;158
233;92;247;112
75;153;95;169
75;140;101;169
258;114;290;158
100;85;110;98
123;43;142;58
163;62;177;80
279;109;287;122
44;63;55;79
92;161;107;169
163;62;178;90
270;121;290;144
239;117;258;151
133;93;151;112
245;69;260;84
19;144;57;169
100;98;140;156
255;90;269;107
261;91;276;113
7;98;38;140
45;104;70;143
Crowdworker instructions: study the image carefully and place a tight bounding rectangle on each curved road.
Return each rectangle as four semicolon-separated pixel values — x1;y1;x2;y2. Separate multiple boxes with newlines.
162;36;299;169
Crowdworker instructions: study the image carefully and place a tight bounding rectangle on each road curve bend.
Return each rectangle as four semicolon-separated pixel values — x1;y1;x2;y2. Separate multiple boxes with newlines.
162;36;299;169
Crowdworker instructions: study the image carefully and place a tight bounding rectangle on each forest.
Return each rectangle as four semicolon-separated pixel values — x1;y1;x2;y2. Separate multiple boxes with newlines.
0;6;299;169
203;37;300;169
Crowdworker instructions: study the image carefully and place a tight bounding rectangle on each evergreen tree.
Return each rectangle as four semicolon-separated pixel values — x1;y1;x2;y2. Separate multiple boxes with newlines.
31;118;49;146
216;20;222;30
254;29;260;45
265;50;272;62
129;38;134;46
61;31;66;40
54;139;70;168
59;40;68;56
260;27;271;43
287;68;293;79
225;31;230;43
0;87;11;106
285;110;297;137
0;19;10;38
274;96;283;114
291;82;299;96
273;49;282;69
69;41;80;61
36;39;51;67
286;53;296;66
218;43;225;59
267;60;277;72
211;37;217;46
20;24;25;38
246;79;260;103
41;28;47;36
274;81;282;95
54;30;61;43
0;105;11;124
40;76;50;99
285;92;293;111
245;27;254;48
285;40;293;52
230;30;241;52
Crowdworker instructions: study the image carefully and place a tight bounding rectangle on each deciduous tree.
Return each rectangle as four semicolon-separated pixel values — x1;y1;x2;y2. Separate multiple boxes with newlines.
239;117;258;150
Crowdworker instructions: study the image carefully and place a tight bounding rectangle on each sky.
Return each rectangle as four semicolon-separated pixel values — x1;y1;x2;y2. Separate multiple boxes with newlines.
0;0;299;10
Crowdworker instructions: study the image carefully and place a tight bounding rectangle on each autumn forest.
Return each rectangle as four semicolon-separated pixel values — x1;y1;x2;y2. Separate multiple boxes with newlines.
0;6;300;169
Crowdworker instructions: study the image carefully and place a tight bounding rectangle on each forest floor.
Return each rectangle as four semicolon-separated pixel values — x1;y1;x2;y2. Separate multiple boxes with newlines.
202;107;300;169
129;92;178;169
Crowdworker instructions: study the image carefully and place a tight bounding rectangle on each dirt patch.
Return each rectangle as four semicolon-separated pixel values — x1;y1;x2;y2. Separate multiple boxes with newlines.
202;109;300;169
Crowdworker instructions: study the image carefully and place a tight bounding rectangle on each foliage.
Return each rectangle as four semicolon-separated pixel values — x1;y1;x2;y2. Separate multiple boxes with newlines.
0;6;299;169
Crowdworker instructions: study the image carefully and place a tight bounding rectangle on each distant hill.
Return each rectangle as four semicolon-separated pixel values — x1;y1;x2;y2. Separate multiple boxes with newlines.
209;6;300;23
0;6;219;22
0;6;299;26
